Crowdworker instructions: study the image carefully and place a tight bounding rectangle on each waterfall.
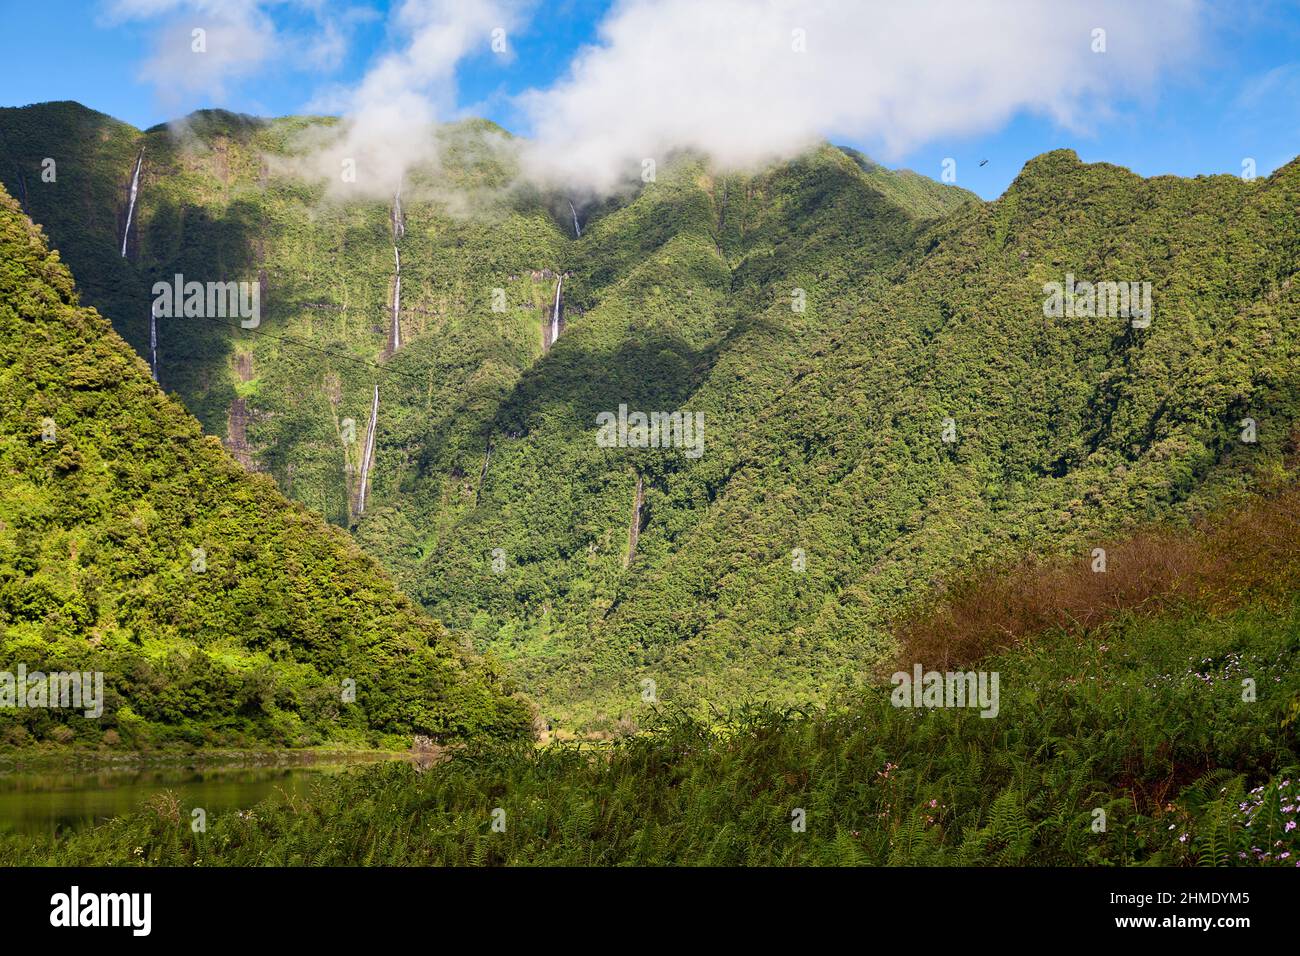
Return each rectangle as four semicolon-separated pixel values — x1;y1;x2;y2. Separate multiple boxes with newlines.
121;151;143;258
389;190;403;352
625;474;644;568
568;200;582;238
550;275;563;347
390;245;402;352
357;384;380;515
392;187;405;240
148;302;159;381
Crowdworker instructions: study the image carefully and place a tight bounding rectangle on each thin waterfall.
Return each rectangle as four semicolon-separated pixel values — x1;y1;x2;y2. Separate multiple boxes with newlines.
121;151;143;258
390;190;403;352
392;187;405;240
568;200;582;238
475;438;493;506
391;245;402;352
148;302;159;381
357;384;380;515
550;275;563;347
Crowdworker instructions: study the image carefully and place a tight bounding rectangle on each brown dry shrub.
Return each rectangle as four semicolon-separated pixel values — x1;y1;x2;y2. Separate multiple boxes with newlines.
145;790;182;826
891;485;1300;671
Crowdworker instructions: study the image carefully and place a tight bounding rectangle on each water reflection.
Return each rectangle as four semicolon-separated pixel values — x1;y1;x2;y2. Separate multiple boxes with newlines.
0;754;397;835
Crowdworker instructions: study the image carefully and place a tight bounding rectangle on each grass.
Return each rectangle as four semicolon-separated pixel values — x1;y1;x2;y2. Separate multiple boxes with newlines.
5;594;1297;865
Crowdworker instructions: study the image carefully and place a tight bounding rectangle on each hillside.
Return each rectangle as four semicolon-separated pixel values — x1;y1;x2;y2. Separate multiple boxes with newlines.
0;184;532;748
0;103;577;523
0;102;976;727
395;146;1300;729
6;487;1298;865
548;149;1300;725
4;101;1299;734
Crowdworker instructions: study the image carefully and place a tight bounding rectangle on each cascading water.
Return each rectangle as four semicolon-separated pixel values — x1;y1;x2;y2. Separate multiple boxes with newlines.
389;190;403;352
121;151;143;258
550;275;563;347
625;473;644;568
357;384;380;515
148;302;159;381
391;246;402;352
392;187;405;240
360;191;402;515
568;200;582;238
476;439;493;505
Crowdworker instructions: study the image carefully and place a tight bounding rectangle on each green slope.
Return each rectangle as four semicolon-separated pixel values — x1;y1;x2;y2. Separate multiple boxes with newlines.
567;151;1300;713
403;147;1300;729
0;184;531;749
0;103;979;729
9;486;1298;864
396;145;982;726
0;101;567;527
6;101;1298;736
7;581;1298;864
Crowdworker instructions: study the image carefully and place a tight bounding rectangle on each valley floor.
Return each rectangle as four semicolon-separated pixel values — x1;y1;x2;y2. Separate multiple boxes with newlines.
6;598;1297;865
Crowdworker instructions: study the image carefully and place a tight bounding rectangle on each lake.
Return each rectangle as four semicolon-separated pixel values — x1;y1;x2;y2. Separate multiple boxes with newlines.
0;753;398;836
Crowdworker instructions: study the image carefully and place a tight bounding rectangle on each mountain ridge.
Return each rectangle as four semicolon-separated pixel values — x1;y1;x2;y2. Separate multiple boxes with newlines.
3;99;1298;732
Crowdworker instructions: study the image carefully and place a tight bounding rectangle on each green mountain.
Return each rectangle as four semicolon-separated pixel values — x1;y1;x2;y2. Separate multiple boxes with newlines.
0;182;531;749
3;100;1299;735
545;148;1300;725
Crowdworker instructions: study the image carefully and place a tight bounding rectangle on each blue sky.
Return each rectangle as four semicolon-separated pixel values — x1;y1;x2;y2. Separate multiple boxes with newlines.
0;1;608;133
1;0;1297;199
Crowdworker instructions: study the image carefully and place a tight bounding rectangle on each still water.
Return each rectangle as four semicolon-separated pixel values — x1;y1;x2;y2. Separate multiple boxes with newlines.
0;754;397;836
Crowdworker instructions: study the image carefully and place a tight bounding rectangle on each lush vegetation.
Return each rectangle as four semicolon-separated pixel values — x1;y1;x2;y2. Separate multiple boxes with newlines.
4;475;1298;865
895;482;1300;669
400;142;1300;731
3;588;1296;864
2;103;976;728
2;100;1299;866
4;101;1300;739
0;184;531;749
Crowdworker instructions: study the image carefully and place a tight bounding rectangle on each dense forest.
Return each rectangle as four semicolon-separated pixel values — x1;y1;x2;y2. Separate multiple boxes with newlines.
0;184;531;748
1;98;1298;866
4;102;1297;732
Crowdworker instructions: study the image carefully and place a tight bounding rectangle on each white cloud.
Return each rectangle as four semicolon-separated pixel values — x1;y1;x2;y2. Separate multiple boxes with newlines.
108;0;1210;198
288;0;527;198
104;1;372;106
517;0;1207;194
